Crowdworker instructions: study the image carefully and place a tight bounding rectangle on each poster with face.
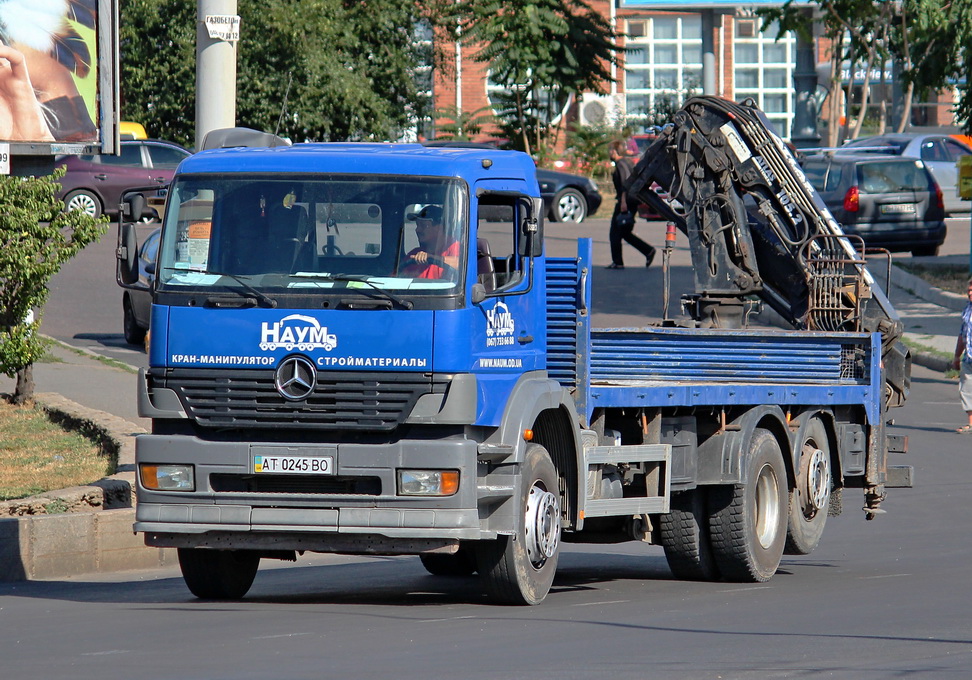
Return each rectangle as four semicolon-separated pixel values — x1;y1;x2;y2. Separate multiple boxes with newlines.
0;0;99;143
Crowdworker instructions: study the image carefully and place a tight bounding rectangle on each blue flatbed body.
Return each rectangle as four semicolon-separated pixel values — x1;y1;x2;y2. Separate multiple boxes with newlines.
546;240;882;426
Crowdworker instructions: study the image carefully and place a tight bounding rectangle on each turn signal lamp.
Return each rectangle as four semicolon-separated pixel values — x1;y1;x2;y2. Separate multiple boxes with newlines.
397;470;459;496
140;464;195;491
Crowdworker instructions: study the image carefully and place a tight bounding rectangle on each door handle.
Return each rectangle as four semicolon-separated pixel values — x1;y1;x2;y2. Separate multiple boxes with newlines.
95;174;108;180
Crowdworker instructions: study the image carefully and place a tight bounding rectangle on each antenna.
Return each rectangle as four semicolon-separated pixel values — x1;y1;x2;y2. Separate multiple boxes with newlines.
274;73;294;138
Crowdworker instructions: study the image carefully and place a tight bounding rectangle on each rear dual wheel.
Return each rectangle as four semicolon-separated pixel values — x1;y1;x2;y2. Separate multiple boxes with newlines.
708;428;788;582
785;418;831;555
660;489;719;581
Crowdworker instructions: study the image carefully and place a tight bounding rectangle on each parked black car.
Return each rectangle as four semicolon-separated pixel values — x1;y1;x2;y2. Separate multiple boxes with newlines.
121;228;160;345
801;153;946;256
422;141;602;222
535;167;602;222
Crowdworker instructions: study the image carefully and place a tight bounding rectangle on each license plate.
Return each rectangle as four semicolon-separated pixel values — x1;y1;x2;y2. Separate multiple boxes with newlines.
880;203;916;214
253;455;333;474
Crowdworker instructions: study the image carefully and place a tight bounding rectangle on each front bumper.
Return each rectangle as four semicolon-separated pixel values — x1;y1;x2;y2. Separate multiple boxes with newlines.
134;433;485;548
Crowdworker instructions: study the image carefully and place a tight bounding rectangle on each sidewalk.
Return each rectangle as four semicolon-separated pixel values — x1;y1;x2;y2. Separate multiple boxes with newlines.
0;263;966;581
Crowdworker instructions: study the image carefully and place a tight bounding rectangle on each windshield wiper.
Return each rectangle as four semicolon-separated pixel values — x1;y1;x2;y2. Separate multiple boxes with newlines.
202;270;278;308
291;273;413;310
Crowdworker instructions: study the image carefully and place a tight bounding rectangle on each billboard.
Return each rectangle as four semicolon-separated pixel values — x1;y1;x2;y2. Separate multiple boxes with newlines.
0;0;118;155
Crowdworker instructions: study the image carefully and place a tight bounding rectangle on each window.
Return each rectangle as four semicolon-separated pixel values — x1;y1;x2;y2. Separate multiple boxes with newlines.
732;17;797;138
943;139;971;163
99;145;143;167
148;145;190;168
158;176;467;296
475;192;538;293
623;15;703;129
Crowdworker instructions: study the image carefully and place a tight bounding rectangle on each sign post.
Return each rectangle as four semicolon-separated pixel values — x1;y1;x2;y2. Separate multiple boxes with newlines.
196;0;240;150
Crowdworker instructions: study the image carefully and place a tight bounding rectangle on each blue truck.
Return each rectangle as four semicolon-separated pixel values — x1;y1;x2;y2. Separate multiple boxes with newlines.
121;98;911;605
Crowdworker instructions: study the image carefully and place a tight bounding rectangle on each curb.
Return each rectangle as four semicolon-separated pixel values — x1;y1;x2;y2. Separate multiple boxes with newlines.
891;264;968;313
0;393;174;581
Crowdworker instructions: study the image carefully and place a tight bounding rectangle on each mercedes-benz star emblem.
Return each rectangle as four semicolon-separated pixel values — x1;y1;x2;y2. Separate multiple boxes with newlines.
274;356;317;401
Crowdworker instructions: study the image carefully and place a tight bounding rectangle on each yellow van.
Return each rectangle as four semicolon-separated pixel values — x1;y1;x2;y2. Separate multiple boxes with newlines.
120;121;148;140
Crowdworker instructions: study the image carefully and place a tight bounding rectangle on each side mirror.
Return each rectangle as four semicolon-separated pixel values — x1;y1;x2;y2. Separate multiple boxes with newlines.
123;194;146;222
116;223;139;285
519;196;544;257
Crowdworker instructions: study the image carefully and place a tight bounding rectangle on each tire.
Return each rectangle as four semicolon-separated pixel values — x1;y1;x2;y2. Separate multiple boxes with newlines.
708;428;787;582
659;489;720;581
63;189;103;219
551;188;588;223
784;418;831;555
420;544;477;577
476;443;561;605
123;296;146;346
178;548;260;600
911;245;939;257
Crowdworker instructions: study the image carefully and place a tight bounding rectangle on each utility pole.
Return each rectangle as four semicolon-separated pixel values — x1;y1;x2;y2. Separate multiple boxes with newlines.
196;0;239;149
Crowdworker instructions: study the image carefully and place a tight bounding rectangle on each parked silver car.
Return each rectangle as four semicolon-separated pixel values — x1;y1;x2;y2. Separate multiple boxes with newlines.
837;133;971;214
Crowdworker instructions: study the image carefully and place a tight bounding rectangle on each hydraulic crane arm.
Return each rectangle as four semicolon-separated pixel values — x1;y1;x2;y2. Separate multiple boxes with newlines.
627;96;909;408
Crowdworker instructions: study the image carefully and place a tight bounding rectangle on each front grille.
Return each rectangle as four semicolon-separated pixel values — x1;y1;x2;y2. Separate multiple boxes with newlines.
154;368;443;430
210;473;381;495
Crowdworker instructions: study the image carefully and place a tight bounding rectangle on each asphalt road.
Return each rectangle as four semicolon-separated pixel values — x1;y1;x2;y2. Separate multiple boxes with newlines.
7;210;971;678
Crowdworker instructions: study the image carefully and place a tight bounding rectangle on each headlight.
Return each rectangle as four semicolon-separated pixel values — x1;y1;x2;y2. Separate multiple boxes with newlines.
140;464;195;491
397;469;459;496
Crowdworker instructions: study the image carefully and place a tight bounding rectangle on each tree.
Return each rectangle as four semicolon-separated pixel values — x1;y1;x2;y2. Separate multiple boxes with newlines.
432;105;497;140
763;1;963;144
0;171;107;404
119;0;434;145
119;0;196;146
903;0;968;132
450;0;623;155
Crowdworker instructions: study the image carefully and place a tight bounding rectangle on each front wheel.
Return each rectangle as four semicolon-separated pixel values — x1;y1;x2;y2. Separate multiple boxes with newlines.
551;188;588;223
123;296;146;346
178;548;260;600
476;443;561;605
708;428;787;582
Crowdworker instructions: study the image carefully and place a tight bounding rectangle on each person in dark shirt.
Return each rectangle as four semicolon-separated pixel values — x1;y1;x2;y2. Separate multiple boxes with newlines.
606;140;655;269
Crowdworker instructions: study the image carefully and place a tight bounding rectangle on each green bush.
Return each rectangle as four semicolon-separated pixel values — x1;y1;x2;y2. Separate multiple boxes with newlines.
0;169;107;403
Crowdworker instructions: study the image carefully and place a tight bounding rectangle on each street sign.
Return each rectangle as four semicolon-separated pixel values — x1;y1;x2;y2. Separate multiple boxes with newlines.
205;15;241;42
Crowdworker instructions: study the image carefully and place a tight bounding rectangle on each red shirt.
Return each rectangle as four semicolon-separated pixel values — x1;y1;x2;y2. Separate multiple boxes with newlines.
403;240;460;278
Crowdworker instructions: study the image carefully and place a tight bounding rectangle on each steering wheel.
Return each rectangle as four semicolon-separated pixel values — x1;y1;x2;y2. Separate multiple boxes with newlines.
403;253;458;277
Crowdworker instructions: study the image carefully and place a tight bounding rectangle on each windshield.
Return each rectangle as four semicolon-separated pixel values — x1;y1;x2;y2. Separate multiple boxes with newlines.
157;174;466;296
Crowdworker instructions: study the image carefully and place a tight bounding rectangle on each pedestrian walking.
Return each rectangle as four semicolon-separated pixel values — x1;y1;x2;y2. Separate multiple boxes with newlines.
606;140;655;269
952;277;972;433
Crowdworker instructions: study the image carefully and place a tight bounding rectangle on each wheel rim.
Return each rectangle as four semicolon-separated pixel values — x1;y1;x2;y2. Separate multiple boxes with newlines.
804;446;831;514
754;463;782;549
67;193;98;217
524;482;560;568
557;193;584;222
